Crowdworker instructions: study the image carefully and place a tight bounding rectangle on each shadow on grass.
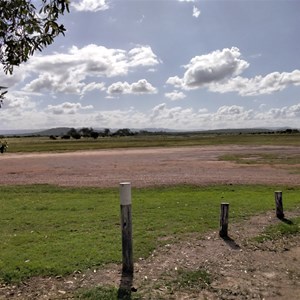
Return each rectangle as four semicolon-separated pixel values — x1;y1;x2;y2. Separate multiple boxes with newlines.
280;217;294;225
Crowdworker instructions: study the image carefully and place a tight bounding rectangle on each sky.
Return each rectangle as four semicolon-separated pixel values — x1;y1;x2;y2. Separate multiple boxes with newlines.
1;0;300;131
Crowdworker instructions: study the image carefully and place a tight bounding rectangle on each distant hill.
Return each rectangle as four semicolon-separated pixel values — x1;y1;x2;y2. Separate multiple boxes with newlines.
0;128;73;136
0;129;40;136
194;128;277;134
1;126;299;137
34;127;73;136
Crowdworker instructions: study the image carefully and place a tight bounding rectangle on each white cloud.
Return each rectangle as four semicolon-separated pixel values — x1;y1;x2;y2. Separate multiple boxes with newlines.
0;93;36;111
71;0;109;12
167;47;249;90
267;103;300;119
0;67;27;89
107;79;157;95
193;6;201;18
167;47;300;97
166;76;183;88
2;100;300;131
147;103;300;130
210;70;300;96
165;90;186;101
80;82;106;98
198;108;208;114
46;102;93;115
128;46;162;68
150;103;198;128
22;44;160;96
137;15;145;24
131;79;157;94
214;105;254;121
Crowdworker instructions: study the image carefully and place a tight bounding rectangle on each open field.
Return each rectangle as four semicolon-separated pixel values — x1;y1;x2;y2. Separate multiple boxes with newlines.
1;184;299;284
0;136;300;299
3;132;300;153
0;184;299;300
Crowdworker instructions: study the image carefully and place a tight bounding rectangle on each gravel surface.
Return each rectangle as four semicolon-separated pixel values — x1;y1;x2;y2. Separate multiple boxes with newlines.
1;145;300;187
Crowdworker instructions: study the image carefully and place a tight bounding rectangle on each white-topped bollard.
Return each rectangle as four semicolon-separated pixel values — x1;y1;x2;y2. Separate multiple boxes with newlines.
120;182;133;274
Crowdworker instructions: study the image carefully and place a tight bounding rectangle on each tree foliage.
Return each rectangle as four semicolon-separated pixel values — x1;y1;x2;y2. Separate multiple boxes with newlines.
67;128;80;139
112;128;135;137
0;0;70;74
0;86;7;107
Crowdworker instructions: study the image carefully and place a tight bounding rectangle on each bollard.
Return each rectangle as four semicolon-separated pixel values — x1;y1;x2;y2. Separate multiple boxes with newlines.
275;191;284;219
120;182;133;274
219;203;229;238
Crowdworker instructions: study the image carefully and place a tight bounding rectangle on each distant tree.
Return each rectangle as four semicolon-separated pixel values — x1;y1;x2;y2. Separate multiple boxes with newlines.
113;128;134;137
61;135;70;139
72;133;81;139
79;127;94;137
90;131;99;139
103;128;111;137
139;130;151;136
67;128;78;138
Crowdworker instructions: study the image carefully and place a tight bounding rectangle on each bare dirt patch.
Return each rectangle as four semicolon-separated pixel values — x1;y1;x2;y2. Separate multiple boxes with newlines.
1;145;300;187
1;211;299;299
0;145;300;299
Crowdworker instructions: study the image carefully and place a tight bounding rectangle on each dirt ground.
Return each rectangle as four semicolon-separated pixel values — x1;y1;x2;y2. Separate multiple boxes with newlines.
0;145;299;299
1;145;300;187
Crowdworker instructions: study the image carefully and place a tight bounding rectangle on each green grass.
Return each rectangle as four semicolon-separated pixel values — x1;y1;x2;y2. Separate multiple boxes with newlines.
0;184;299;283
172;268;212;290
161;267;212;296
4;133;300;153
254;217;300;243
219;153;300;165
76;286;141;300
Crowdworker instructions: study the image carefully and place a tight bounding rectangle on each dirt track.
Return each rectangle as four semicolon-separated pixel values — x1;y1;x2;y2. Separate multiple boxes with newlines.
1;145;300;187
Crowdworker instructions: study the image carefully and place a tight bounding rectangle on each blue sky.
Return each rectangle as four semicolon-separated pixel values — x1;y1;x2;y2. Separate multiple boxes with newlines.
1;0;300;130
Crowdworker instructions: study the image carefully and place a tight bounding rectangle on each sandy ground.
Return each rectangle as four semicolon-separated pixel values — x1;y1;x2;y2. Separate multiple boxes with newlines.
1;145;300;187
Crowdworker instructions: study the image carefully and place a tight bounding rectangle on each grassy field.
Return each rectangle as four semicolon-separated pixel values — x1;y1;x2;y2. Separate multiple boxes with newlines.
219;151;300;174
254;216;300;243
3;133;300;153
219;153;300;165
0;184;299;283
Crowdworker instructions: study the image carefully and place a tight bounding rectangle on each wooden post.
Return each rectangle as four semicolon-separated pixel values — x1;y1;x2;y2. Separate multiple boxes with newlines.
120;182;133;274
219;203;229;237
275;191;284;219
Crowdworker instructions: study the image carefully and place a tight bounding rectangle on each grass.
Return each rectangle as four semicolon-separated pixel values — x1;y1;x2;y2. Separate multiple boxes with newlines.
4;133;300;153
219;153;300;165
254;217;300;243
172;268;212;290
159;267;212;297
76;286;141;300
0;184;299;283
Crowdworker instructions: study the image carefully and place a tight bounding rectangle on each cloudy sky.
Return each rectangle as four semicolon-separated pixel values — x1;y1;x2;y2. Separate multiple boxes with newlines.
1;0;300;131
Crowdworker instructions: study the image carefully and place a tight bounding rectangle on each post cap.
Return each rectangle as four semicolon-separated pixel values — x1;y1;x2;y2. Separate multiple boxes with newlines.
120;182;131;205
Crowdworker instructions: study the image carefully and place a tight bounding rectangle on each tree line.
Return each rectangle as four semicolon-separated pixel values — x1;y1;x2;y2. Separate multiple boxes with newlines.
53;128;137;140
